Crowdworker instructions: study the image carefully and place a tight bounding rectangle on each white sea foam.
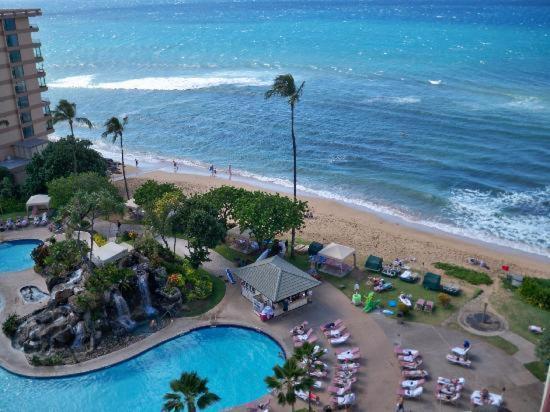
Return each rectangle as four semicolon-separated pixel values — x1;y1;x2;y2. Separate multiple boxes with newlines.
49;73;270;91
504;96;545;111
49;134;550;258
428;80;442;85
363;96;421;105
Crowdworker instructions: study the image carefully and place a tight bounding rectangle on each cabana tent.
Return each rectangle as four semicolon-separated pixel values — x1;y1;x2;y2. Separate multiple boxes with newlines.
423;272;442;291
317;242;356;277
365;255;383;273
26;194;50;216
233;255;321;318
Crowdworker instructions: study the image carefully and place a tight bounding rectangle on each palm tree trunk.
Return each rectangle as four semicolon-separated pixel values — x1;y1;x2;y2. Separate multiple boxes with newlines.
119;134;130;200
69;121;77;174
173;236;177;255
89;216;95;261
187;402;196;412
290;103;297;258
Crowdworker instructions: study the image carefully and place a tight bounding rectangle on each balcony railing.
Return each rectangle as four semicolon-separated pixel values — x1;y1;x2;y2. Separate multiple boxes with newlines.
34;46;42;58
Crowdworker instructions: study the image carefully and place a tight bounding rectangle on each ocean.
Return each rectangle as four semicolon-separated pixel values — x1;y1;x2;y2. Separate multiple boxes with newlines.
13;0;550;257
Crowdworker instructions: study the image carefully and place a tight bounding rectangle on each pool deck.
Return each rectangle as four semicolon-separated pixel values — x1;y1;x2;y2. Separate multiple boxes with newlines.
0;229;544;411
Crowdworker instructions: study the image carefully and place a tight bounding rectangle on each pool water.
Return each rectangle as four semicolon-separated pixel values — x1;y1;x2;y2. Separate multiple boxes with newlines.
0;326;282;411
0;239;42;273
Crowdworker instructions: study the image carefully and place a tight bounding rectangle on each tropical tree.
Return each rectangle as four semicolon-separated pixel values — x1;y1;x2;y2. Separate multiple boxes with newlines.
293;342;326;412
102;116;130;200
150;190;186;249
51;99;93;173
265;358;313;412
265;74;305;257
134;180;178;210
233;190;308;248
163;371;220;412
47;172;121;209
63;189;124;260
24;138;107;195
200;185;246;227
174;196;226;268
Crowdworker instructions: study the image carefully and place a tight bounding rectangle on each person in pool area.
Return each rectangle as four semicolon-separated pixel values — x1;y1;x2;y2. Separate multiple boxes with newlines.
324;322;335;330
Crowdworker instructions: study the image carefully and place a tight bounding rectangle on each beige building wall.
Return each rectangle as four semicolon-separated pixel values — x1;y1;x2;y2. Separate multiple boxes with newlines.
0;8;53;180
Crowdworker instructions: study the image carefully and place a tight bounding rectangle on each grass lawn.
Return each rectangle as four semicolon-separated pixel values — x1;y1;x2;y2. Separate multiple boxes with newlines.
491;281;550;344
214;244;257;264
524;361;548;382
322;270;470;326
0;210;26;221
183;272;226;317
482;336;519;355
434;262;492;285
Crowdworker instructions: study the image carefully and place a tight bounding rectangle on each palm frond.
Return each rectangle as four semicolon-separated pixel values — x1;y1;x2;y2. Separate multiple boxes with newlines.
75;117;93;129
196;392;221;409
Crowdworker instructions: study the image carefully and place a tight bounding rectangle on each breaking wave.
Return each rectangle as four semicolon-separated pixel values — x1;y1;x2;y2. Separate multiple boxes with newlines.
49;74;270;91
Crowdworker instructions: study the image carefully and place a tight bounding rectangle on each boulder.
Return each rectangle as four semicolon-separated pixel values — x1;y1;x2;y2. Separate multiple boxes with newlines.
35;310;54;325
54;288;74;305
53;306;71;318
45;275;69;292
23;340;41;352
51;325;75;348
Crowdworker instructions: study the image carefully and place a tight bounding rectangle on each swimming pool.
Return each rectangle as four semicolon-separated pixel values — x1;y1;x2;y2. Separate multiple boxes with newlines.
0;239;42;273
0;326;282;411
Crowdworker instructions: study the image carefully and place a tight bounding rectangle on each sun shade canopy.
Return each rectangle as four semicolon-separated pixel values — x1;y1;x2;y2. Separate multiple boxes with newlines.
318;242;355;261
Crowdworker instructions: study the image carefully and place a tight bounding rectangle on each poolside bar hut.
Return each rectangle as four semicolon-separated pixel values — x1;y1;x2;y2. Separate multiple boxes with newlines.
317;242;356;277
233;255;321;319
26;194;51;216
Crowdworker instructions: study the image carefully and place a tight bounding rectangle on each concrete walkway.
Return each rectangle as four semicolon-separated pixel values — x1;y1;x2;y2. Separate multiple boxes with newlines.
501;330;538;364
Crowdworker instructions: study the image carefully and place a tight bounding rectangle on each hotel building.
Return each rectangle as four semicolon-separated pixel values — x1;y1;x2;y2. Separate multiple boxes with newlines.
0;8;52;183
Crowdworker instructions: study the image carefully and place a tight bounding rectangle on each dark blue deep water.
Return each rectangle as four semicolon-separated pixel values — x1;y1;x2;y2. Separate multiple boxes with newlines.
12;0;550;255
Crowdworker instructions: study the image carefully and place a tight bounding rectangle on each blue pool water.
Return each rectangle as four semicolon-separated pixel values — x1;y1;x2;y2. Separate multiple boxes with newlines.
0;326;282;412
0;240;42;273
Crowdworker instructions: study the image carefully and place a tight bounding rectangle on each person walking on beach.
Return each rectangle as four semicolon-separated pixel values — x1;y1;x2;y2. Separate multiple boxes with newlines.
228;164;232;180
209;164;215;177
395;395;405;412
173;160;178;173
135;158;139;168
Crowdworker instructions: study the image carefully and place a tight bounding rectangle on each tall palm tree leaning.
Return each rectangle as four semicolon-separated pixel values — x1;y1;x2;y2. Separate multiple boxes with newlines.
163;371;220;412
51;99;93;173
265;74;305;258
265;357;312;412
102;115;130;200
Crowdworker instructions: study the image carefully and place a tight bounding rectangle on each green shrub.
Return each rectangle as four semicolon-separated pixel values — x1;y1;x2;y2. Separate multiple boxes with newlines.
86;264;133;294
43;239;88;277
134;235;173;263
30;354;63;366
438;293;451;308
434;262;493;285
31;243;50;268
519;277;550;311
2;313;20;337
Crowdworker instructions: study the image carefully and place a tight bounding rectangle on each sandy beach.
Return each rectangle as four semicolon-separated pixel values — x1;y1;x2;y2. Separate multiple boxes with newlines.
120;168;550;280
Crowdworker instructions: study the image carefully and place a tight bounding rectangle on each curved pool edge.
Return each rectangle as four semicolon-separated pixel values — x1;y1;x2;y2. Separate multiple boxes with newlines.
0;238;43;274
0;319;287;380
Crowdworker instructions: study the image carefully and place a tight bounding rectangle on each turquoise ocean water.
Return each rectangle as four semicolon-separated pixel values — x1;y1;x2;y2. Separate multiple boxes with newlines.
10;0;550;256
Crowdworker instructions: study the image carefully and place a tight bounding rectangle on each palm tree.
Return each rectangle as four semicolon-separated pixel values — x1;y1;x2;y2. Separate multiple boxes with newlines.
51;99;93;173
293;342;325;412
0;119;8;127
265;357;313;412
265;74;305;258
102;116;130;200
163;372;220;412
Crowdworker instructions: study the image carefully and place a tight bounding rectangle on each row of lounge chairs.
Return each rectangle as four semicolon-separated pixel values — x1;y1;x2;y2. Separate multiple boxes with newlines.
395;346;426;399
0;213;48;231
289;319;360;409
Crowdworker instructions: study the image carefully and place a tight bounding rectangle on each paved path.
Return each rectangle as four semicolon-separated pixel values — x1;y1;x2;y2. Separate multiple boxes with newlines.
501;330;538;364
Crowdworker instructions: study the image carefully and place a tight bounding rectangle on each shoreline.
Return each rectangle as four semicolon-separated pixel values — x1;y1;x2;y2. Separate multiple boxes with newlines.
90;136;549;262
123;167;550;279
